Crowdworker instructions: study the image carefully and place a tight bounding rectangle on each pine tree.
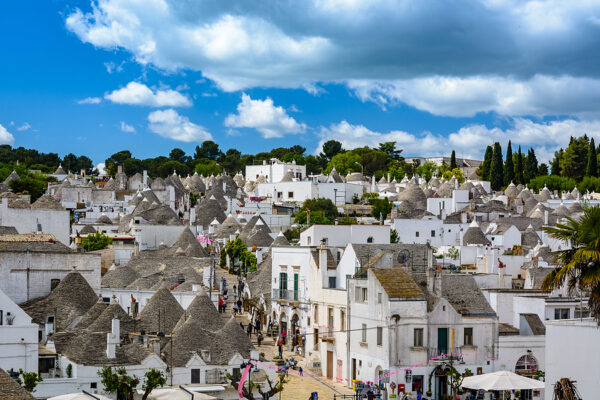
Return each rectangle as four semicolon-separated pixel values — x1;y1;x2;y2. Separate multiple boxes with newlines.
481;146;493;180
525;148;538;182
450;150;457;170
586;137;598;177
504;141;514;185
515;146;524;184
490;142;504;191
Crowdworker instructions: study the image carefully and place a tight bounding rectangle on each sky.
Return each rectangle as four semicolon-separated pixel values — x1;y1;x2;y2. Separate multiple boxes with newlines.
2;0;600;169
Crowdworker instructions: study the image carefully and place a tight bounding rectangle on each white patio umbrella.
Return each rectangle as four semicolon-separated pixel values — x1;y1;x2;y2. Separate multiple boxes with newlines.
461;370;544;391
147;387;217;400
48;392;113;400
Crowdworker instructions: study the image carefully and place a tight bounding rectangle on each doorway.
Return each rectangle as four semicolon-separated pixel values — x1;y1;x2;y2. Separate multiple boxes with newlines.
352;358;357;381
438;327;448;355
327;351;334;379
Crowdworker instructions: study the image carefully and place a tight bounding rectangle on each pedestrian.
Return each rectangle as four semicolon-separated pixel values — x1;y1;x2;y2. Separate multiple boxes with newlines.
277;336;283;358
232;303;238;315
257;331;263;347
416;390;423;400
223;288;228;300
282;329;287;345
247;322;253;337
233;284;237;299
254;318;260;332
284;360;289;376
218;297;224;313
299;366;303;376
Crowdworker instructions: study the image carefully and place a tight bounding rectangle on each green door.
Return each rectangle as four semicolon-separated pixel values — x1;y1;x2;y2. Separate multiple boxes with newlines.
438;328;448;355
280;272;287;299
293;273;299;301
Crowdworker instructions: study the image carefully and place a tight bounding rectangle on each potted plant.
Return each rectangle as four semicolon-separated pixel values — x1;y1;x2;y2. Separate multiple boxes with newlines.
66;364;72;378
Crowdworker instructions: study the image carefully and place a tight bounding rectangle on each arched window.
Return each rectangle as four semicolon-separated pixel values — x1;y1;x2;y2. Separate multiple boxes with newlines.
515;354;538;374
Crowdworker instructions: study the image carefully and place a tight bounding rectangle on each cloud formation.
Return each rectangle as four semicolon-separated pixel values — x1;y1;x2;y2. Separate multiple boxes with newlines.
0;124;15;145
224;94;306;138
148;109;212;142
77;97;102;104
65;0;600;117
105;82;191;107
317;118;600;162
17;122;31;131
120;121;135;132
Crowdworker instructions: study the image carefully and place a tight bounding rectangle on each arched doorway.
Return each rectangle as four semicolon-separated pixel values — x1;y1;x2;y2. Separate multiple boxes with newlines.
279;313;288;337
374;365;384;386
291;313;300;347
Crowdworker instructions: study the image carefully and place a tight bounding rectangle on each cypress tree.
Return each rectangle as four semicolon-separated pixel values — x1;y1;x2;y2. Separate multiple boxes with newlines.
525;148;538;182
450;150;457;170
515;146;524;184
490;142;504;191
504;141;514;185
551;149;562;176
586;137;598;177
482;146;493;180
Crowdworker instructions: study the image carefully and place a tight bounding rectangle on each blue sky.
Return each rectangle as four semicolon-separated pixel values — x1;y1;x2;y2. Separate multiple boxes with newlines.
2;1;600;168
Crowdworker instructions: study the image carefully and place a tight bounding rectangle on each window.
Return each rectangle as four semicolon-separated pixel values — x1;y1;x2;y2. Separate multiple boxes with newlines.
308;317;311;326
328;276;337;288
416;231;420;237
288;191;294;198
277;192;283;199
414;328;423;347
50;279;60;291
0;310;2;325
431;230;436;238
340;310;345;331
515;354;538;374
377;327;383;346
191;369;200;384
307;236;311;246
314;329;320;350
90;382;97;389
361;324;367;342
367;236;373;243
377;292;382;304
464;327;473;346
355;287;368;302
554;308;570;320
314;305;319;322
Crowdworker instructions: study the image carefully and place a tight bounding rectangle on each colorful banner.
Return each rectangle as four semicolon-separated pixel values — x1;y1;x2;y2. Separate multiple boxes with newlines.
238;363;252;398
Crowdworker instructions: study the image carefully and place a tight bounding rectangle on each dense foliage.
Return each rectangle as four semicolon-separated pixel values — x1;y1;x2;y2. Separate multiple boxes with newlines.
15;369;42;393
98;366;165;400
81;231;113;251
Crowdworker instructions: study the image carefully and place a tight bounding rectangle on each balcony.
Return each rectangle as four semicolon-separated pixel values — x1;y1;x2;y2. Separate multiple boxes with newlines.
272;288;299;303
427;347;464;363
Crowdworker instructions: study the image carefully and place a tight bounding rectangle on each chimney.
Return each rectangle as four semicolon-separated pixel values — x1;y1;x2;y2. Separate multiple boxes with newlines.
143;170;148;188
319;244;327;269
433;269;442;296
149;339;161;355
106;316;120;359
426;266;434;293
544;210;549;225
80;169;86;177
461;212;467;224
117;164;123;174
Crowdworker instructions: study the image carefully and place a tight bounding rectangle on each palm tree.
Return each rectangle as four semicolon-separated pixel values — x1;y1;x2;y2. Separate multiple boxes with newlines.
542;206;600;321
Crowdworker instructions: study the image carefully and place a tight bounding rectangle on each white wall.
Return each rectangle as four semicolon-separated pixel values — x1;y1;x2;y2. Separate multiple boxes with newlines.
0;199;70;245
300;225;390;247
545;319;600;400
0;252;101;304
0;289;38;372
134;225;187;250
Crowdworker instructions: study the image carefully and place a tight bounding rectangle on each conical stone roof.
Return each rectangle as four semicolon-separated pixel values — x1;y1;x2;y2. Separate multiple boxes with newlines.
271;231;290;247
243;218;273;248
214;214;241;239
174;291;222;331
137;287;184;334
73;296;107;329
396;184;427;209
87;302;134;335
504;182;519;198
31;194;64;210
462;221;490;246
170;227;208;257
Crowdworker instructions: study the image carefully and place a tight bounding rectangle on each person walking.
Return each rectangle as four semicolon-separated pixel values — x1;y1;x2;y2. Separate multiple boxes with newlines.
282;329;287;345
218;296;224;313
277;336;283;358
233;284;237;299
247;322;253;337
299;366;303;376
236;298;242;314
257;330;263;347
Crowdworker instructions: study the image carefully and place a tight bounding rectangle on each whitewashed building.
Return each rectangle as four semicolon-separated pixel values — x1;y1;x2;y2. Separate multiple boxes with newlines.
0;288;38;373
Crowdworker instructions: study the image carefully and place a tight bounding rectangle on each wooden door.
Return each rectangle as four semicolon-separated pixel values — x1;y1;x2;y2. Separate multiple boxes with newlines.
327;351;334;379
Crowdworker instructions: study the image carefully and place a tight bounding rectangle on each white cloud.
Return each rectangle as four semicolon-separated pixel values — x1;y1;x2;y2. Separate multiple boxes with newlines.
17;122;31;131
317;118;600;162
0;124;15;145
148;109;212;142
224;94;306;138
120;121;135;132
104;61;123;73
105;81;191;107
348;75;600;118
96;162;106;175
77;96;102;104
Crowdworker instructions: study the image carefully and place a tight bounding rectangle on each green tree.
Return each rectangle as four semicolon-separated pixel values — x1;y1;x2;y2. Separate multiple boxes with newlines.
98;366;165;400
16;369;42;393
123;158;143;176
416;161;437;181
8;175;47;201
294;198;338;225
560;137;588;181
226;369;287;400
325;152;361;175
449;150;457;170
194;140;222;160
62;153;78;172
105;150;132;176
194;160;222;176
525;148;539;183
446;368;473;400
320;140;343;161
81;231;113;251
378;142;403;161
551;149;563;176
587;137;598;177
390;229;399;243
490;142;503;191
370;197;393;220
515;146;524;184
169;148;187;163
157;160;188;177
538;163;549;176
504;141;514;185
481;145;493;180
542;206;600;321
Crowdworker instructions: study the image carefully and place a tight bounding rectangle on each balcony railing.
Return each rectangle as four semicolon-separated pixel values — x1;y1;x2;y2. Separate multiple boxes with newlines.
428;347;464;362
272;288;299;301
